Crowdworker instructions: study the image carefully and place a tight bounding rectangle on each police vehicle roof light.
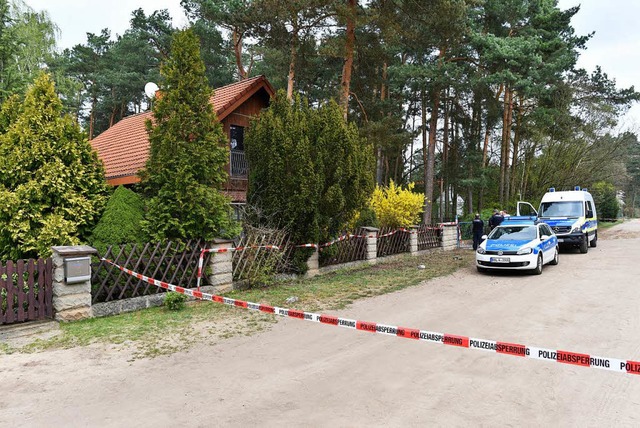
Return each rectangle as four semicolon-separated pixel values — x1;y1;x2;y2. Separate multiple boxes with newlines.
549;187;555;192
583;188;588;192
574;186;581;191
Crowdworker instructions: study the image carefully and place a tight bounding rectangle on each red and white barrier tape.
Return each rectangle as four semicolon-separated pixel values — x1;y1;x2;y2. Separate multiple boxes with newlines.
378;228;415;238
103;258;640;376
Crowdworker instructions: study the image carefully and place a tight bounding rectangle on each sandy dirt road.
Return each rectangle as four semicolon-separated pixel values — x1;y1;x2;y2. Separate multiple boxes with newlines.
2;220;640;427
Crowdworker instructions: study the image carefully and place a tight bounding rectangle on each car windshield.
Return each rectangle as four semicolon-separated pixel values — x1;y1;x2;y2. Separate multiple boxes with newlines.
539;201;583;218
488;225;537;241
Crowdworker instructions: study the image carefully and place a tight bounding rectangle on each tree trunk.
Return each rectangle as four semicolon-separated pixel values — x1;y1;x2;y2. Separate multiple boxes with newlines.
504;88;514;204
339;0;356;120
376;62;388;185
443;94;450;219
424;87;440;223
510;96;523;200
500;86;513;206
286;18;299;101
89;95;96;140
233;28;248;80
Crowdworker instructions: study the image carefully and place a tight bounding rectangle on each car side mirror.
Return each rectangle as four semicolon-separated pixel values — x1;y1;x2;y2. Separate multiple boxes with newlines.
481;235;488;240
587;210;593;218
541;235;549;241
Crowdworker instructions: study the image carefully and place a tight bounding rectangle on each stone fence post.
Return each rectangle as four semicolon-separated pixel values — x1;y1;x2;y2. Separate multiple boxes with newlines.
361;227;379;264
409;225;419;255
51;245;97;322
440;224;458;251
306;246;320;278
206;238;234;293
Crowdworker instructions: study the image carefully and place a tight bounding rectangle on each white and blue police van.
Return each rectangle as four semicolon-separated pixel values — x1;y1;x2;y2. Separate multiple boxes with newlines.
516;186;598;254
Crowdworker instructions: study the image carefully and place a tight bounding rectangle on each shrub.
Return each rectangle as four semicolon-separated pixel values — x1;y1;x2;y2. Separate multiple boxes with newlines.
90;186;145;251
0;73;108;259
590;181;619;219
370;180;424;228
164;291;188;311
245;93;375;272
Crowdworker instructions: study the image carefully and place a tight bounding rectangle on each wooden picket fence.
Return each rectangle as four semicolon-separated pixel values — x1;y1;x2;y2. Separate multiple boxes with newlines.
377;227;411;257
319;230;368;268
91;239;210;303
417;224;442;251
1;258;53;325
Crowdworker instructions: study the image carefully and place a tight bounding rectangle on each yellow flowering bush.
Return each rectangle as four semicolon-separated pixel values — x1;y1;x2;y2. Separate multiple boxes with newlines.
370;180;424;228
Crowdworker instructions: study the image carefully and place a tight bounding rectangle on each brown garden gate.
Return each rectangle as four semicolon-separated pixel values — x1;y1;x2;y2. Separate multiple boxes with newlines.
1;258;53;325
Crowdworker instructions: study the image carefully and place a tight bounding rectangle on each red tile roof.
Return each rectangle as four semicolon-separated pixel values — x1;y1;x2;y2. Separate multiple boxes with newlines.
91;75;274;188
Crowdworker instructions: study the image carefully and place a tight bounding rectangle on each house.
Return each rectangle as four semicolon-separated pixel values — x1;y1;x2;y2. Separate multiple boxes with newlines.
90;75;275;208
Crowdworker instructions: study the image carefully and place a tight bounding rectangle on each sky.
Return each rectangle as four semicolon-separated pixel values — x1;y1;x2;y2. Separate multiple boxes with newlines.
23;0;640;129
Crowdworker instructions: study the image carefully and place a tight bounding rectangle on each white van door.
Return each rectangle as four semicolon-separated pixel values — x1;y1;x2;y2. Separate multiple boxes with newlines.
516;201;538;217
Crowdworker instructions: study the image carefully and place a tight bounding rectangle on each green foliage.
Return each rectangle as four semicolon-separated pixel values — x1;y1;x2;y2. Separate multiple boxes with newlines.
0;72;108;259
0;0;57;102
246;90;320;272
370;181;424;228
140;29;239;242
246;91;320;232
246;91;375;271
590;181;619;219
90;186;146;252
163;291;188;311
313;99;375;241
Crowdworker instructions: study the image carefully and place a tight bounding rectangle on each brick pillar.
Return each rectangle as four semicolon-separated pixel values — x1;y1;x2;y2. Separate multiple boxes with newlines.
361;227;379;264
207;238;234;293
409;225;419;255
306;246;320;277
51;245;97;322
440;224;458;251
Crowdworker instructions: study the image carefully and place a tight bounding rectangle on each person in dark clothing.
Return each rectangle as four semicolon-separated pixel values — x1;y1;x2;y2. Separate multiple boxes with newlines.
489;209;504;230
472;213;485;250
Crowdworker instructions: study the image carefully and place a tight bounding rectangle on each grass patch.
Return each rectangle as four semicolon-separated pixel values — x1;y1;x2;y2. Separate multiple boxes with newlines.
2;249;473;358
599;220;623;229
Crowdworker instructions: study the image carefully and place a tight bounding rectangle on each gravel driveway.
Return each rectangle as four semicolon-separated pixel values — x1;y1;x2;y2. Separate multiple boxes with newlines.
2;220;640;427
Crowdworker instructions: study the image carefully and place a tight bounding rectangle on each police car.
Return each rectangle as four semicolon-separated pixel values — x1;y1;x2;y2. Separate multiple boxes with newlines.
476;218;559;274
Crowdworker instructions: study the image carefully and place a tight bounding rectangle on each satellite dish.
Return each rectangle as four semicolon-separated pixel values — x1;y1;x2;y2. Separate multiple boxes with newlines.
144;82;159;98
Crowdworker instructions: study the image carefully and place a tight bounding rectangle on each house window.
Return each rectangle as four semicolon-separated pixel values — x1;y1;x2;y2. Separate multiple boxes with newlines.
230;125;244;151
231;203;245;221
229;125;247;177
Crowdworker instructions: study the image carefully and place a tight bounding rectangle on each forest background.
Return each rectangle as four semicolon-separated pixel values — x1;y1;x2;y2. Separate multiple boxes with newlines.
2;0;640;223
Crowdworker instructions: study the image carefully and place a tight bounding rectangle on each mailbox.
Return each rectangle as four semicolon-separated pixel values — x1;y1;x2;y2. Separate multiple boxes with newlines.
64;256;92;284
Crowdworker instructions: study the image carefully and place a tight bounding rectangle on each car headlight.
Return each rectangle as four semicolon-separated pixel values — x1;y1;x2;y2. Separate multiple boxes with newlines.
571;226;582;233
517;247;532;255
477;247;486;254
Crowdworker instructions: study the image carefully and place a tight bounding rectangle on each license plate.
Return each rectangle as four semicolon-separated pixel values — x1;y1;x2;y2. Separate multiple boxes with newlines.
490;257;510;263
557;238;564;243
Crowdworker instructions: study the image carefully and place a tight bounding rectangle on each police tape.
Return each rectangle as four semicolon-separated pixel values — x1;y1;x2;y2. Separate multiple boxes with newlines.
377;228;414;238
102;258;640;376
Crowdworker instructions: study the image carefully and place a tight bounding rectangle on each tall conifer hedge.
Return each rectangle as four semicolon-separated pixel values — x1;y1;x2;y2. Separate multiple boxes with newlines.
141;29;237;241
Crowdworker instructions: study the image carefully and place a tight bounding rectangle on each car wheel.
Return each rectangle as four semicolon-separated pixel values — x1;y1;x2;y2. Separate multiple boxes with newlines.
532;254;543;275
477;266;487;274
550;247;559;265
579;234;589;254
590;231;597;248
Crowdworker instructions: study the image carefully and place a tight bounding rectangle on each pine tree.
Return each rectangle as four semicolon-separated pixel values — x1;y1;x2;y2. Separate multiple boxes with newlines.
0;72;108;259
140;29;237;241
